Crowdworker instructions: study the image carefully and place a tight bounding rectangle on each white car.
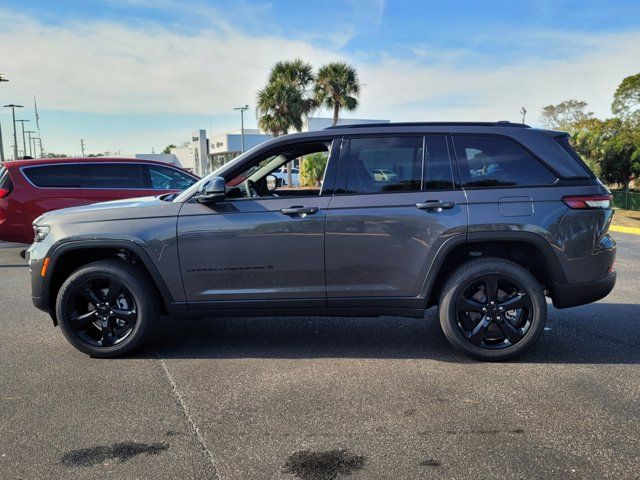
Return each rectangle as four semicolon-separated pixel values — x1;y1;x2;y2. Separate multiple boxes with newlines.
273;167;300;186
371;168;399;182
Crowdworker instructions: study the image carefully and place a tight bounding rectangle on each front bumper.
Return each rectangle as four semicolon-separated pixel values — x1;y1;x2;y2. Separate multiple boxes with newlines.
552;271;616;309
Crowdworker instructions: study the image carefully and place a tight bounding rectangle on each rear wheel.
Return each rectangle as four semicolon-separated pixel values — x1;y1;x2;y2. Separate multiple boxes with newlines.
438;257;546;361
56;260;159;357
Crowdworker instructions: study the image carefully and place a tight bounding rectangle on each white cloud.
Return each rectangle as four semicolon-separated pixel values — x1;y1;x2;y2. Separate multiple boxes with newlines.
1;6;639;153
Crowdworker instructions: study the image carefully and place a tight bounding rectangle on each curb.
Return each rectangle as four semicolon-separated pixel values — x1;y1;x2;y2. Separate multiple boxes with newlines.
610;225;640;235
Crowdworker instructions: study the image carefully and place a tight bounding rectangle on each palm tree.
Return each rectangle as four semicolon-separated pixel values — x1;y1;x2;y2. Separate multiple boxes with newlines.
315;62;360;126
257;59;316;185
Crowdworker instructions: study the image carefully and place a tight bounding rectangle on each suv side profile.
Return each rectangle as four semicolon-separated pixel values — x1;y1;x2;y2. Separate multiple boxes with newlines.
0;157;198;243
25;123;616;361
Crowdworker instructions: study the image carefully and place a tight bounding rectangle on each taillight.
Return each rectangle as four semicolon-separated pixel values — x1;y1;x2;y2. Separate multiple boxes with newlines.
562;195;612;209
0;188;10;199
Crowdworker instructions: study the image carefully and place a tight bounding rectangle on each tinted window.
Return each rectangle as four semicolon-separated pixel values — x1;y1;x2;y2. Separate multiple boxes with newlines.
345;136;423;193
0;167;12;190
83;164;148;189
424;136;454;190
148;165;196;190
23;165;81;188
453;135;556;187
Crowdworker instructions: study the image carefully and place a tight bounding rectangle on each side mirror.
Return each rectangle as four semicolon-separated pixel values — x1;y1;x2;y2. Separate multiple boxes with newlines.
266;174;278;192
196;176;226;203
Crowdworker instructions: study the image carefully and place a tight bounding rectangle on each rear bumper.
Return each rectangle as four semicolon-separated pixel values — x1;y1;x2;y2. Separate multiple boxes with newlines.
552;271;616;309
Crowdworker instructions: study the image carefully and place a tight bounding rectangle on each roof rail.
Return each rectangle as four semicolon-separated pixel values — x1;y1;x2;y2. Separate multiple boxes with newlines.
324;121;530;129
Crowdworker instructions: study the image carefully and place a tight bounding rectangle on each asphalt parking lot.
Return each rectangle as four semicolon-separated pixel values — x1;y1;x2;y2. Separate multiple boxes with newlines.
1;235;639;480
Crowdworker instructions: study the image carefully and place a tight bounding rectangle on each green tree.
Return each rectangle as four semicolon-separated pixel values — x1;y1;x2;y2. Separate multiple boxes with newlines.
299;152;328;187
540;100;593;130
163;144;176;154
612;72;640;119
315;62;360;126
257;59;316;186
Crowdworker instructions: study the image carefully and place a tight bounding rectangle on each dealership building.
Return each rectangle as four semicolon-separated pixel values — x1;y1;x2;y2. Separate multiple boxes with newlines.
143;117;389;177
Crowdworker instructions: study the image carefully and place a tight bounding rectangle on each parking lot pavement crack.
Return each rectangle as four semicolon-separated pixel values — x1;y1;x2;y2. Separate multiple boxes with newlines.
155;349;221;480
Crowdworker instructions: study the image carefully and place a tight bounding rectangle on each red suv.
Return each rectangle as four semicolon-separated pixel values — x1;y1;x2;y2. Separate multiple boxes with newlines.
0;158;198;243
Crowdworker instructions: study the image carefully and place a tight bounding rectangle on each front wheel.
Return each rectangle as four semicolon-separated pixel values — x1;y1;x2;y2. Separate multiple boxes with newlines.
56;260;159;357
439;257;547;361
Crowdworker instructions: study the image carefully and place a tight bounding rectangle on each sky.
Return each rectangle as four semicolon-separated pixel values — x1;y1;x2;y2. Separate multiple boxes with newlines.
0;0;640;156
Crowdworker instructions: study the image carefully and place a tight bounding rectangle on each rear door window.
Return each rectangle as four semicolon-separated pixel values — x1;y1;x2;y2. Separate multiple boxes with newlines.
344;136;423;194
83;164;149;189
453;135;557;187
424;136;454;190
23;165;81;188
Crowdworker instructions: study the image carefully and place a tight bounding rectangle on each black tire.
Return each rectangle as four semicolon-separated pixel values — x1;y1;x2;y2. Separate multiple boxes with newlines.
438;257;546;361
56;260;159;357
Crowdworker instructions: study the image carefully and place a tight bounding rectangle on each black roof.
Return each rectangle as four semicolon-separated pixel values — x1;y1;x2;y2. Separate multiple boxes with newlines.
324;121;530;130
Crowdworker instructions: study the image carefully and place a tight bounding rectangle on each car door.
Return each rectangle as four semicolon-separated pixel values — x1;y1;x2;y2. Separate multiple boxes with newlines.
177;138;338;309
324;134;468;307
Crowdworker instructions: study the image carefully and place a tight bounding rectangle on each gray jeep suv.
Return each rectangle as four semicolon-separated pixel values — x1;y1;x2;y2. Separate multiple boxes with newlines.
26;122;616;360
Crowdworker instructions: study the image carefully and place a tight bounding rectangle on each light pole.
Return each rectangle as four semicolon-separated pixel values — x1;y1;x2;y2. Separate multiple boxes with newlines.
35;137;44;158
25;130;36;157
520;107;527;124
3;104;23;160
0;75;8;162
234;105;249;153
16;119;30;159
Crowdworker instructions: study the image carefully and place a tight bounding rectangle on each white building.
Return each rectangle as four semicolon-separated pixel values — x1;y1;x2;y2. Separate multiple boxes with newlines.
206;118;390;171
209;129;273;170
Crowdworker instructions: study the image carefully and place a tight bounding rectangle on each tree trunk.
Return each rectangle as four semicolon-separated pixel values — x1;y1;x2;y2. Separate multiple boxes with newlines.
286;162;293;188
333;104;339;126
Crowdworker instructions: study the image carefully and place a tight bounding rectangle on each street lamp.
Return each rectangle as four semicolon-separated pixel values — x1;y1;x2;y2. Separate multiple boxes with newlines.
3;104;23;160
15;119;30;159
25;130;36;157
0;76;8;162
233;105;249;153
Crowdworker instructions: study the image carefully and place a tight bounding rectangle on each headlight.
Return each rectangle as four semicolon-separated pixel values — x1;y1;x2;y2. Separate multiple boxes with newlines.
33;225;50;242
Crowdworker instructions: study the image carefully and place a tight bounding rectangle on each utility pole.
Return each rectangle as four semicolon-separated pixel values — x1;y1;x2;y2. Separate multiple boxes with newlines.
25;130;36;157
36;137;44;158
234;105;249;153
0;120;4;163
520;107;527;124
32;137;39;158
16;119;30;158
3;104;23;160
80;139;86;156
0;75;8;162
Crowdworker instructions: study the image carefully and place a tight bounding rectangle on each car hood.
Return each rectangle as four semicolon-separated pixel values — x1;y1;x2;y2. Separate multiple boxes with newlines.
35;195;182;225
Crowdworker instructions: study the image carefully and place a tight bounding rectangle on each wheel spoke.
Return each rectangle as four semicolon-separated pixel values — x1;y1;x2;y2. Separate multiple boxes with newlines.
81;287;102;307
468;317;491;346
483;276;498;303
72;310;98;328
105;279;123;304
112;308;136;321
499;293;529;311
496;318;524;344
100;318;115;347
457;297;485;313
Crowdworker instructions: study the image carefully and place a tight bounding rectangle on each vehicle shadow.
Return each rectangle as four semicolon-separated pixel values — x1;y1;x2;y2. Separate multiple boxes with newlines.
137;303;640;365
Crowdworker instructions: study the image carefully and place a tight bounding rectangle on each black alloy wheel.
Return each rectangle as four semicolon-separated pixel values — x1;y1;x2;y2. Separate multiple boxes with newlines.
56;260;159;357
439;257;547;361
67;277;138;347
454;274;532;349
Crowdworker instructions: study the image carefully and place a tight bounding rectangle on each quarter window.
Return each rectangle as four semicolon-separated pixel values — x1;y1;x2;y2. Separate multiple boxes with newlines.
453;135;556;187
345;136;423;193
23;165;81;188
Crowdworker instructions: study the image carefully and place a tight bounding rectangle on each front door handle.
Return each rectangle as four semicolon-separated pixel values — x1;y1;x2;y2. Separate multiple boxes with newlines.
280;206;319;216
416;200;456;211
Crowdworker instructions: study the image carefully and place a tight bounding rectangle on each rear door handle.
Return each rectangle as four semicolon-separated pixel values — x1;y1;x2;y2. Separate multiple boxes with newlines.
416;200;456;211
280;206;319;216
